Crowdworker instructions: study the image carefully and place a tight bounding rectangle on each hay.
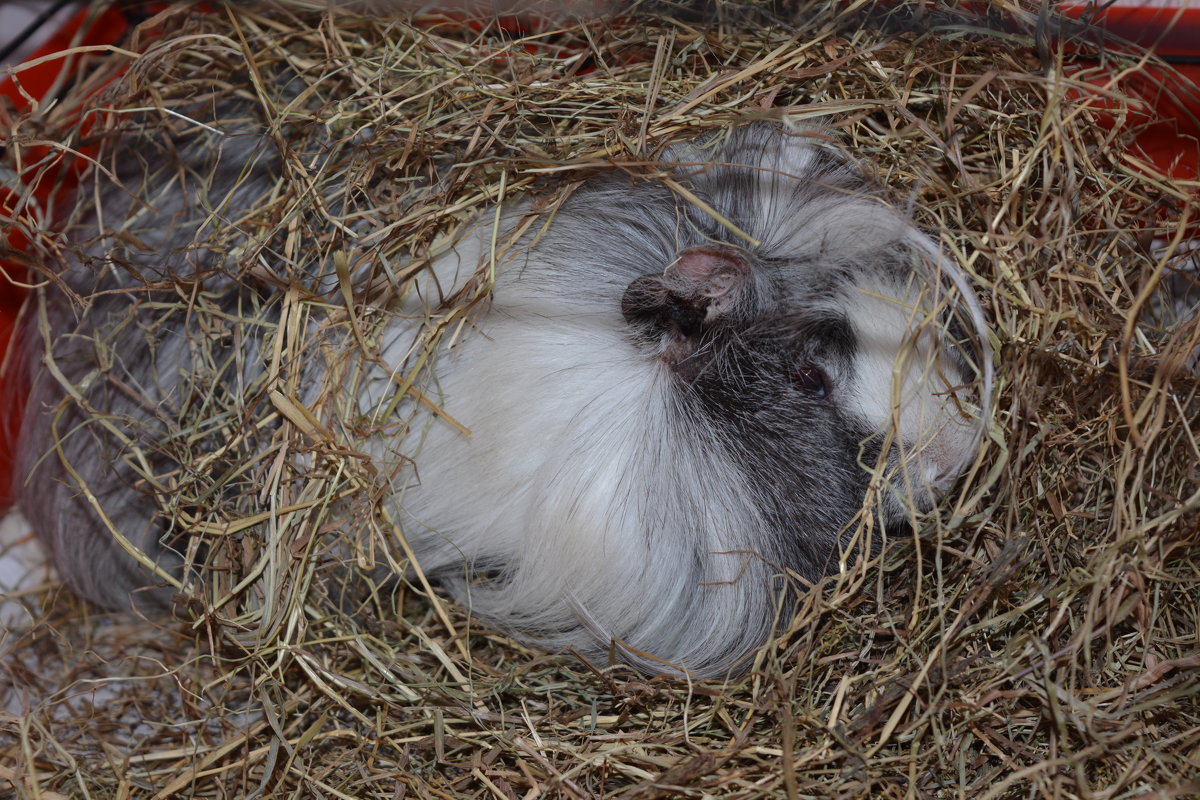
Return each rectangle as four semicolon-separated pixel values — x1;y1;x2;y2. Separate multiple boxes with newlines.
2;0;1198;796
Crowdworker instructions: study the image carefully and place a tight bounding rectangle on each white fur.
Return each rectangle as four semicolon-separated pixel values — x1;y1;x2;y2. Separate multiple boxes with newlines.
845;274;979;492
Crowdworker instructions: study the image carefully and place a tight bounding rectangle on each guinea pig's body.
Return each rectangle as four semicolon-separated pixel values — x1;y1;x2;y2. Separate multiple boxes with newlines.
16;121;981;676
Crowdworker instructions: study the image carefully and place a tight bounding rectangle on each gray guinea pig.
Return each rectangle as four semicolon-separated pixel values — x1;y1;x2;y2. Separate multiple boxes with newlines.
16;120;987;677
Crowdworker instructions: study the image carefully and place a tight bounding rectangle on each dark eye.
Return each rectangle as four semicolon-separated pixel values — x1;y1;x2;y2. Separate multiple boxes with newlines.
792;366;828;398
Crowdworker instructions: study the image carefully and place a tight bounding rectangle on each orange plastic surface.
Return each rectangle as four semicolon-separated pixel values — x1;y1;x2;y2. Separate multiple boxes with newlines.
1061;4;1200;184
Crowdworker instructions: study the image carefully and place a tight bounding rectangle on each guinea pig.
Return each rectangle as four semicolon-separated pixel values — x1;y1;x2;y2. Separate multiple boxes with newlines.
14;119;988;677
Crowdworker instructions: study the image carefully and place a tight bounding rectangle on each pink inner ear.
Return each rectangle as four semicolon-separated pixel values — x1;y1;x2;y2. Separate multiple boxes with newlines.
670;245;749;299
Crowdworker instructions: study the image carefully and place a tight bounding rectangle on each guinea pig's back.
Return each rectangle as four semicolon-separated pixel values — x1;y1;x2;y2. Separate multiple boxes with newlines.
15;130;293;610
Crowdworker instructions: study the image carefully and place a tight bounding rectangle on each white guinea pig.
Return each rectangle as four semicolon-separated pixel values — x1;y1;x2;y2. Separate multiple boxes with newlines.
15;119;986;677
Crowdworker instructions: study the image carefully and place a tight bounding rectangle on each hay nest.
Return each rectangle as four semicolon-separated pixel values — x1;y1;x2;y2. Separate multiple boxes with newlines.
2;0;1198;796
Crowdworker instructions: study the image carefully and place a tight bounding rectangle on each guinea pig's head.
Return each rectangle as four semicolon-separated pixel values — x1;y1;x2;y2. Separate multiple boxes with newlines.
617;238;981;531
600;123;984;539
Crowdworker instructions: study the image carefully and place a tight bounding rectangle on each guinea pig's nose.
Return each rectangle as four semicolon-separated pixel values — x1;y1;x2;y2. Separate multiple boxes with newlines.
918;413;980;494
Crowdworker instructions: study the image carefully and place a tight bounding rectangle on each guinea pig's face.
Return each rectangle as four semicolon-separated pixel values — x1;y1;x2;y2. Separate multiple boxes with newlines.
616;235;977;533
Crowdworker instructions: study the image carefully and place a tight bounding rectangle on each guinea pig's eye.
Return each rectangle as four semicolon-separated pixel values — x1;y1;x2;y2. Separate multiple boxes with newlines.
792;366;829;398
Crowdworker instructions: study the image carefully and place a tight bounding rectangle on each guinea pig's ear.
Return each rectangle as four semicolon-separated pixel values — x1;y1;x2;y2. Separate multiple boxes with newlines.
621;245;750;339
